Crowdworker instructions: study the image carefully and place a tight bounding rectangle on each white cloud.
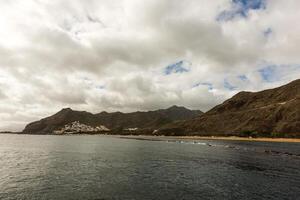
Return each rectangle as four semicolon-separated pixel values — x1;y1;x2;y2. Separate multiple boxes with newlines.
0;0;300;131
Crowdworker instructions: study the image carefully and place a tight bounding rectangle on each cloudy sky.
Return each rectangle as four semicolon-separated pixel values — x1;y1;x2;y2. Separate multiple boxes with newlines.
0;0;300;131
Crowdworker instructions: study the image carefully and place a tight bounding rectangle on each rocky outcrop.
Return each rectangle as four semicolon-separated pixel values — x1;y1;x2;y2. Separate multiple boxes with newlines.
159;79;300;137
22;106;202;134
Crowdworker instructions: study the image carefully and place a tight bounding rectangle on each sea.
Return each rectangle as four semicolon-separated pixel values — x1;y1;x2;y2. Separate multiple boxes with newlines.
0;134;299;200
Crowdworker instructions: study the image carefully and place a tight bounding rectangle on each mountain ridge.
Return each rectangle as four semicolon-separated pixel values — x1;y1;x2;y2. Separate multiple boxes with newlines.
22;105;203;134
158;79;300;137
22;79;300;137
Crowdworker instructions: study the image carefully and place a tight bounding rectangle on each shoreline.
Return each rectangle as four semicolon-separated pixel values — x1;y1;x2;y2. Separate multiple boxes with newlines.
175;136;300;143
118;135;300;143
1;133;300;143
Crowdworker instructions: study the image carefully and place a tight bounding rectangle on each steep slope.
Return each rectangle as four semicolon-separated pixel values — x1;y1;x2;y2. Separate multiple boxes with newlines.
22;106;202;134
159;79;300;137
22;108;99;134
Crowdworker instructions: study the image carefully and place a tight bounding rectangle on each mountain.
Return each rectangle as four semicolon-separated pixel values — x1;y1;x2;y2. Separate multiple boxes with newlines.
158;79;300;137
22;106;203;134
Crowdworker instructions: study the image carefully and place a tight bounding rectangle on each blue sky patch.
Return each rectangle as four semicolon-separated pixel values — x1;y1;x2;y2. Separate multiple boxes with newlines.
258;64;300;83
164;60;190;75
238;75;248;81
193;82;213;90
224;79;237;90
217;0;266;21
258;65;276;82
234;0;266;10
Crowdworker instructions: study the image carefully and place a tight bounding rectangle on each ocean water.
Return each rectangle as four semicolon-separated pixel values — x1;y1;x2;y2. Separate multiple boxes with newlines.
0;134;299;200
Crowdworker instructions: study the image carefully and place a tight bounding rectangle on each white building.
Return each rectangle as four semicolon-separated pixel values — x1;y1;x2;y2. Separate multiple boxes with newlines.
53;121;110;134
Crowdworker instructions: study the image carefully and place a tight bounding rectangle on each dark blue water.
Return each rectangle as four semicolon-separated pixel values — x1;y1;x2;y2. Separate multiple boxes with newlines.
0;134;299;200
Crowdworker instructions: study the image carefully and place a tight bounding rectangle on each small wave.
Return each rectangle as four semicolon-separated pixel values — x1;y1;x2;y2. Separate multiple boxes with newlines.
263;150;300;157
166;140;211;146
169;140;300;158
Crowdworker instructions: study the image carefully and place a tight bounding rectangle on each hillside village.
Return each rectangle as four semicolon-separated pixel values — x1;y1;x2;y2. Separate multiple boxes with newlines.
53;121;110;134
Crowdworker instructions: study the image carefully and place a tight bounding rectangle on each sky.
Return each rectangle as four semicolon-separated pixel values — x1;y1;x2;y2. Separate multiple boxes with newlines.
0;0;300;131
